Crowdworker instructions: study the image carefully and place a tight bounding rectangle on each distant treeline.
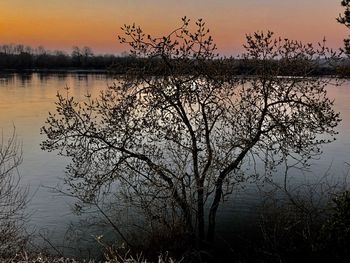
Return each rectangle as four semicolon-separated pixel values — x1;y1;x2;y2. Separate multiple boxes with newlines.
0;43;346;76
0;44;134;72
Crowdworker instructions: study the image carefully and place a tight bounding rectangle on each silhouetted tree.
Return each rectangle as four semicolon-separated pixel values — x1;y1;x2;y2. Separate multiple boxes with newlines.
71;46;82;67
81;46;93;68
338;0;350;55
0;130;28;256
41;18;340;247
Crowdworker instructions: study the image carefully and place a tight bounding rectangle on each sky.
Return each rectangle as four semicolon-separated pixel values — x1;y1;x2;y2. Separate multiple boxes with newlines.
0;0;348;55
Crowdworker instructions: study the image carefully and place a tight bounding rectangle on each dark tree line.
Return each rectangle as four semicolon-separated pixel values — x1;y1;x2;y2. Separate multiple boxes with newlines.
0;43;343;75
0;44;137;71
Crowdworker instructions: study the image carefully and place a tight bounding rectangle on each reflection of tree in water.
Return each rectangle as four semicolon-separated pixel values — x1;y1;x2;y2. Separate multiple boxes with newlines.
0;74;15;86
18;73;32;87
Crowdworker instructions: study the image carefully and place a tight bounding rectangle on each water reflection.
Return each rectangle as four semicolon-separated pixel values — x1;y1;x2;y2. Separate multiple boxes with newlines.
0;73;113;257
0;73;15;86
18;73;32;87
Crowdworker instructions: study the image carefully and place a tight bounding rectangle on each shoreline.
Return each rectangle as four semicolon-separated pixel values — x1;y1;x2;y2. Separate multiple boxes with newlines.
0;68;113;74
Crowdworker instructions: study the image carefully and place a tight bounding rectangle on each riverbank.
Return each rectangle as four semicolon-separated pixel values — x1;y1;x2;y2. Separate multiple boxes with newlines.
0;68;111;74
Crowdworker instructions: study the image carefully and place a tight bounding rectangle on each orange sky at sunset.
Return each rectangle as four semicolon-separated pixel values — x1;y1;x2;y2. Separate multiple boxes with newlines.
0;0;348;55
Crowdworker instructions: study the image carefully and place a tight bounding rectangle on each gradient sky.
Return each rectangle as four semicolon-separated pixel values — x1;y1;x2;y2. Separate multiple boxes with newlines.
0;0;348;55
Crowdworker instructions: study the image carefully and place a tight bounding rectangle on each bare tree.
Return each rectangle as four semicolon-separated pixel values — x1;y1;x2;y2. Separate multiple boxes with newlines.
0;129;28;256
337;0;350;55
41;18;340;245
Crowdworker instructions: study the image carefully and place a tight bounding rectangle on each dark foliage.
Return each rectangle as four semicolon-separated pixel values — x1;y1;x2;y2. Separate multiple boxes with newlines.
0;44;133;72
319;190;350;262
338;0;350;55
0;43;342;76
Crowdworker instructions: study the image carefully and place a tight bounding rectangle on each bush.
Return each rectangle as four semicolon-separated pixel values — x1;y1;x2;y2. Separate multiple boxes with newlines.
320;189;350;262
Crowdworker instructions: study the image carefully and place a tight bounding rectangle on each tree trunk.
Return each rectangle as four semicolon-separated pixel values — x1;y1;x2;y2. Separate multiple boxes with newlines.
206;180;223;242
183;203;194;234
197;184;205;240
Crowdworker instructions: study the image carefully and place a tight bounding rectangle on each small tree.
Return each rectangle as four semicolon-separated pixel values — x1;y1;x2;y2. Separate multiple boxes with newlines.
337;0;350;55
41;18;340;245
0;130;28;256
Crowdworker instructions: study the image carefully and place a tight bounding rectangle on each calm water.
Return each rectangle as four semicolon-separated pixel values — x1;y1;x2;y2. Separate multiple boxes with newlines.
0;73;350;256
0;73;114;255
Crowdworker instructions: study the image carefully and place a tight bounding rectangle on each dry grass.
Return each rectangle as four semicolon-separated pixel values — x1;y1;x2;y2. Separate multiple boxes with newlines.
0;251;177;263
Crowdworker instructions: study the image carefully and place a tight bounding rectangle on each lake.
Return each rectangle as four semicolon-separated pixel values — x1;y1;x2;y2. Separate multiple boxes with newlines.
0;73;349;257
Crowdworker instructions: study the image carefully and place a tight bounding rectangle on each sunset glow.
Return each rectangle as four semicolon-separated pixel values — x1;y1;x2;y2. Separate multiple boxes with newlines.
0;0;348;55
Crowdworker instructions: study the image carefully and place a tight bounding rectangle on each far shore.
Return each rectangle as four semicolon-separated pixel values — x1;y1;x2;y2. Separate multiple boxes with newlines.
0;68;112;74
